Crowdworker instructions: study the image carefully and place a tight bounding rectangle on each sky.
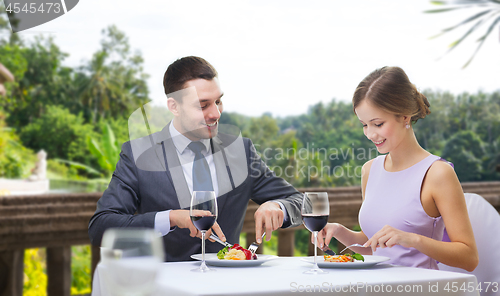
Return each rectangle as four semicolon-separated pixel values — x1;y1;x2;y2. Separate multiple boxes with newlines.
8;0;500;117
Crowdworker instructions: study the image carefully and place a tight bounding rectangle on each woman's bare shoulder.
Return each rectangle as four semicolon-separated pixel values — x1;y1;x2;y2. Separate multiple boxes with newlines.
362;158;375;177
427;159;457;185
426;159;463;203
361;159;376;200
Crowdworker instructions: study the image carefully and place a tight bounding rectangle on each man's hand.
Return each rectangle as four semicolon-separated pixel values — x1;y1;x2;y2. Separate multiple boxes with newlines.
170;210;226;241
254;202;284;243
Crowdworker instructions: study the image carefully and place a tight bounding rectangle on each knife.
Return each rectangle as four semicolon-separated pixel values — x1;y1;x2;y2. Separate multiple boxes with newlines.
321;245;336;256
209;234;233;248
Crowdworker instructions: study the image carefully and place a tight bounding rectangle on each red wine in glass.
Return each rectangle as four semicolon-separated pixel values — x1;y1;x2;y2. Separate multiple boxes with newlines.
190;191;217;272
302;214;328;232
191;215;216;231
301;192;329;274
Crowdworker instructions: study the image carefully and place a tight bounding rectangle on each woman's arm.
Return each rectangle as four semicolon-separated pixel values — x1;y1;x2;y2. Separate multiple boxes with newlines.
317;160;373;255
418;161;478;271
365;161;478;271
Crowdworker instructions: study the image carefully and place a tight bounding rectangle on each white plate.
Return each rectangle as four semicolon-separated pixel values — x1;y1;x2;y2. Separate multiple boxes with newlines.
191;253;278;267
301;255;390;269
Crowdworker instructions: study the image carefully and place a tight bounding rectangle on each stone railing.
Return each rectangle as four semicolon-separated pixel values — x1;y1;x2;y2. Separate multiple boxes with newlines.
0;193;101;296
1;182;499;296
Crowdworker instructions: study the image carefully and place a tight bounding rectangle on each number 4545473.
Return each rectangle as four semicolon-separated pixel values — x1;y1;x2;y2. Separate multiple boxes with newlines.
444;281;498;293
5;2;62;14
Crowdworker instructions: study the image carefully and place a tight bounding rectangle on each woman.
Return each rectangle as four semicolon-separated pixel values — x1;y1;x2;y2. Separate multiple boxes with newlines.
318;66;478;271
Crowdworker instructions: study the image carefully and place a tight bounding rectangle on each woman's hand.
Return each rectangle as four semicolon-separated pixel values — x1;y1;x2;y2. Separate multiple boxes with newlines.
365;225;418;252
316;223;341;249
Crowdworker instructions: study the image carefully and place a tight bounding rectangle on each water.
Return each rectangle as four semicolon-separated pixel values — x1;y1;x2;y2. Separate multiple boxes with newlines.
102;256;162;296
48;179;108;193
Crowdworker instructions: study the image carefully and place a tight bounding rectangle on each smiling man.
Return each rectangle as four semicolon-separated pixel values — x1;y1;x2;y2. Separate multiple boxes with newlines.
89;56;303;261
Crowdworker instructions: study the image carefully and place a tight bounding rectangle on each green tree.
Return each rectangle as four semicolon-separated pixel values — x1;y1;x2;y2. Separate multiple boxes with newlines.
0;36;77;128
442;130;485;181
245;114;279;147
0;3;22;45
416;90;500;181
242;114;308;186
281;100;374;187
0;110;35;178
78;25;149;123
219;111;251;132
0;43;28;114
1;24;149;129
415;90;456;154
19;105;97;170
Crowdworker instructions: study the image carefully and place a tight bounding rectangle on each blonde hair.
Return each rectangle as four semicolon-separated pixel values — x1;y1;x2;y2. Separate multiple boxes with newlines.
352;67;430;123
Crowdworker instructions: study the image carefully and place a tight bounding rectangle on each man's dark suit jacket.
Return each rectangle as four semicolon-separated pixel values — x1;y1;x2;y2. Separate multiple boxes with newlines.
88;123;303;261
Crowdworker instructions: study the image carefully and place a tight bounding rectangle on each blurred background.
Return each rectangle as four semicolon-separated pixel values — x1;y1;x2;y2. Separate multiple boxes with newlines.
1;0;499;295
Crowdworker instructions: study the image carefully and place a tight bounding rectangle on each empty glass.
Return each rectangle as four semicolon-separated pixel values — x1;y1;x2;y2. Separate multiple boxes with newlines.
100;228;164;296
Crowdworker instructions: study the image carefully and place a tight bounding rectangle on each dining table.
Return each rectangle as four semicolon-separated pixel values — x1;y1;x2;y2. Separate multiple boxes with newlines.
92;255;481;296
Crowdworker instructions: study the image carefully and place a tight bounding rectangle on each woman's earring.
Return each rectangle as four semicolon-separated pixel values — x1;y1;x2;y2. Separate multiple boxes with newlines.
405;122;410;129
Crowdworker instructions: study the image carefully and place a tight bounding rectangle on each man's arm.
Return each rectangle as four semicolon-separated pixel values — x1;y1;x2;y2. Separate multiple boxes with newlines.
245;139;303;242
88;142;157;246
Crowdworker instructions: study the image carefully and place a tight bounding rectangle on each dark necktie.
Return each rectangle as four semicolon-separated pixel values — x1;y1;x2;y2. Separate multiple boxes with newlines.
188;141;214;191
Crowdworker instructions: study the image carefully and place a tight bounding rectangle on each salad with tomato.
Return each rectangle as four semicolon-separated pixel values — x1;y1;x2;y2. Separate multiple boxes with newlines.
217;244;257;260
324;252;364;262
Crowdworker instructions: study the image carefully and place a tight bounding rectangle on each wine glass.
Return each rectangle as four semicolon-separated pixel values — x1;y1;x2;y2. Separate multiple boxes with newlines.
190;190;218;272
302;192;329;274
100;228;165;296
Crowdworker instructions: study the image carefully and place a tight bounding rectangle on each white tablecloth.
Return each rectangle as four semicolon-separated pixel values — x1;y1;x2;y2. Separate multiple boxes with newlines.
93;257;480;296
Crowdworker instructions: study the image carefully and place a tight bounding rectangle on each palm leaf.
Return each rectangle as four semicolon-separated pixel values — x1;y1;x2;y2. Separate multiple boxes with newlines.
87;137;103;158
462;15;500;68
427;0;500;67
429;9;493;39
476;14;500;42
446;17;488;52
88;136;112;172
101;123;119;167
424;7;470;13
54;159;102;176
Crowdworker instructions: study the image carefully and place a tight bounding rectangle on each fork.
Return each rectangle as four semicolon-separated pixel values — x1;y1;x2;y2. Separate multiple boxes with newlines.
248;232;266;255
339;243;367;254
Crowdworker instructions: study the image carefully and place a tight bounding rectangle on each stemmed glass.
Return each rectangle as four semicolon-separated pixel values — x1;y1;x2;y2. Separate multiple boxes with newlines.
100;228;165;296
302;192;329;274
190;190;218;272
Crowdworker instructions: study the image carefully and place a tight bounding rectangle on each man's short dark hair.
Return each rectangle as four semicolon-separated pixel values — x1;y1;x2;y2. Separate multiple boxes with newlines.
163;56;218;102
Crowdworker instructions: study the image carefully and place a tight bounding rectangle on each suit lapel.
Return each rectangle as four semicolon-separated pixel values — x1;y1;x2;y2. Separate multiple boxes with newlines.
211;137;232;213
154;123;191;209
212;137;233;196
152;124;169;171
